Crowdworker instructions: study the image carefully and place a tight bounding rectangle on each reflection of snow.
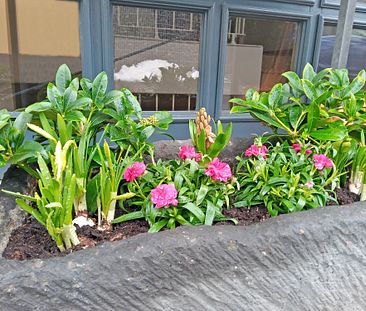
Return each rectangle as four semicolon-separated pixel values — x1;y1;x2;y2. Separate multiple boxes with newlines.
186;67;199;79
114;60;199;82
114;59;176;82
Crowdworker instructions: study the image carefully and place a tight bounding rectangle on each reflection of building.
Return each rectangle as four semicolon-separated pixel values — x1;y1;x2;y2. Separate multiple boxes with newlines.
0;0;81;109
1;0;366;137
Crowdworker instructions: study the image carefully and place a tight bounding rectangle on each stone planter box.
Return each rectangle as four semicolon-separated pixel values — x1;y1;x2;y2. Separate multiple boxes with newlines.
1;139;366;310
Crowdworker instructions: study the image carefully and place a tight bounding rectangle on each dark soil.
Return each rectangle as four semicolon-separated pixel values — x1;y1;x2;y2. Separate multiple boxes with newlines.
2;186;359;261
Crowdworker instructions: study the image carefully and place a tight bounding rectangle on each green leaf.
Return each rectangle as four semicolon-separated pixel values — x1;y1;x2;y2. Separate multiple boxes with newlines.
268;83;283;108
122;88;142;119
282;71;302;92
112;211;144;224
11;140;46;163
302;79;317;101
148;219;169;233
196;185;209;206
55;64;72;94
342;70;366;98
184;203;205;223
207;123;232;158
92;71;108;109
204;201;216;225
16;198;45;226
140;126;155;140
28;123;57;143
1;189;37;202
302;63;316;81
307;101;320;131
25;101;53;113
155;111;173;130
288;106;302;129
310;123;348;141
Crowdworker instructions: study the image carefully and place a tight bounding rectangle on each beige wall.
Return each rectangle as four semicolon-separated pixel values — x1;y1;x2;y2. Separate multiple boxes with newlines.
0;0;80;56
0;0;10;54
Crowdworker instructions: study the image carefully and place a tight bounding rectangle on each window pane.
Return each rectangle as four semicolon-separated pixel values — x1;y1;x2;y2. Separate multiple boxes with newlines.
113;5;202;111
0;0;82;110
223;16;300;111
318;23;366;78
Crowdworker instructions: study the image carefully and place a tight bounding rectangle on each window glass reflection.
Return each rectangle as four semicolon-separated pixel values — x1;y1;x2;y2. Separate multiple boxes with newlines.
223;16;300;110
0;0;81;110
113;5;202;111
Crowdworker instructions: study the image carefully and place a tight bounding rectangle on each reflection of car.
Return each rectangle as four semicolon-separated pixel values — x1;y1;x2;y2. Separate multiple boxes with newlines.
318;35;366;77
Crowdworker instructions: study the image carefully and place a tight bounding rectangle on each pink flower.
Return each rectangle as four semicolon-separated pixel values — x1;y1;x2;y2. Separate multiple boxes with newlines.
313;154;333;170
124;162;146;182
292;143;301;153
305;181;314;189
205;158;232;182
151;184;178;209
179;145;201;161
305;149;313;155
244;145;268;158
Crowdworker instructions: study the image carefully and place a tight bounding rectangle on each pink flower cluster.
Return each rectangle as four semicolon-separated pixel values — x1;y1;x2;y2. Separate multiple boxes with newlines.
179;145;201;162
205;158;232;182
313;154;333;170
292;143;312;154
151;184;178;209
244;145;268;158
124;162;146;182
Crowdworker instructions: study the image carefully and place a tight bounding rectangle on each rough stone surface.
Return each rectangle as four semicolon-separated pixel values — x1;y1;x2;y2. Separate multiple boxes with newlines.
0;166;28;253
154;138;253;166
1;203;366;310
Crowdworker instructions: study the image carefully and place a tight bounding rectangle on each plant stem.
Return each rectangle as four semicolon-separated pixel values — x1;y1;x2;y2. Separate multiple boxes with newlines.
61;224;80;249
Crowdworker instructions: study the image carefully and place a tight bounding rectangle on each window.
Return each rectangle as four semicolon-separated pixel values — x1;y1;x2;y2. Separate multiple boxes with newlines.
318;22;366;77
0;0;82;110
222;15;301;110
113;5;202;111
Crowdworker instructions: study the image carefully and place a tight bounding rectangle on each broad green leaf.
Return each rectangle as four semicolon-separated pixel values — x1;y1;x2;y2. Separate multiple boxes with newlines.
11;140;46;163
196;185;208;206
141;125;155;140
302;63;316;81
207;123;232;158
122;88;142;119
25;101;53;113
307;101;320;131
282;71;302;91
204;201;216;225
55;64;72;94
92;71;108;109
302;79;317;101
184;202;205;222
342;70;366;98
310;123;347;141
288;106;302;129
268;83;282;108
155;111;173;130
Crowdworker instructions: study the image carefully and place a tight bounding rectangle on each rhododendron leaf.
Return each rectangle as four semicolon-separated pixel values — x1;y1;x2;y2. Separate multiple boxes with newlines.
268;83;282;108
184;203;205;223
301;79;317;101
289;106;301;129
307;102;320;131
196;185;208;206
249;111;282;129
310;124;347;141
148;219;169;233
302;63;316;81
341;70;366;98
282;71;302;92
204;201;217;225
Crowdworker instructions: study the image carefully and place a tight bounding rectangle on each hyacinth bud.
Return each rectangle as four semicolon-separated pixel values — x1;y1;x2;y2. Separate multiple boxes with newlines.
195;108;216;149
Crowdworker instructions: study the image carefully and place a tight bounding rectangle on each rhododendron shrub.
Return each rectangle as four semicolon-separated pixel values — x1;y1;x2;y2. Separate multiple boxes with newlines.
236;138;339;216
113;157;238;232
